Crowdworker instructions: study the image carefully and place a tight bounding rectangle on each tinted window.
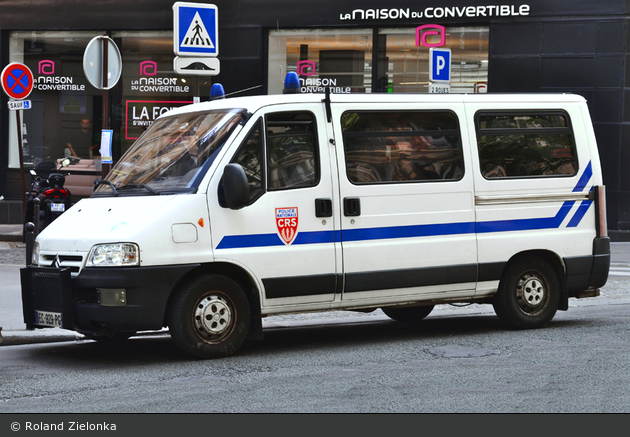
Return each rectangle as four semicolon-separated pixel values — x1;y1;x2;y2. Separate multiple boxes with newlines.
266;112;319;190
231;118;264;202
341;111;463;184
476;112;578;179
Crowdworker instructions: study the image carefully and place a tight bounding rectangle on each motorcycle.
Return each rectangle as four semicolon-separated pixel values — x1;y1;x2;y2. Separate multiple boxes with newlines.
24;161;72;235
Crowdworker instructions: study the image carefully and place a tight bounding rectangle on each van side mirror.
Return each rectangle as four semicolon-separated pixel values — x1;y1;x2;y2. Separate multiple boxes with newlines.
222;163;250;210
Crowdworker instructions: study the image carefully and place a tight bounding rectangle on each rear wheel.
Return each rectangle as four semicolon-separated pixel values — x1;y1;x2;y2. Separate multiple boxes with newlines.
382;305;434;322
493;256;560;329
168;274;250;359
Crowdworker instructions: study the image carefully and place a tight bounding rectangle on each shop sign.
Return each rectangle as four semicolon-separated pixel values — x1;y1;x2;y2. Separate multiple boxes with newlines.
128;77;190;94
127;60;191;95
416;25;445;47
295;60;352;94
33;60;86;92
339;4;530;21
125;100;193;140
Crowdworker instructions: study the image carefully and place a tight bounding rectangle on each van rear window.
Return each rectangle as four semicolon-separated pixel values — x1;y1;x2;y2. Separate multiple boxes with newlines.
476;112;578;179
341;111;464;184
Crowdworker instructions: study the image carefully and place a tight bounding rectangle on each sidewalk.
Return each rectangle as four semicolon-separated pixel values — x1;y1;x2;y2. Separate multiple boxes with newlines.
0;224;23;242
1;238;629;347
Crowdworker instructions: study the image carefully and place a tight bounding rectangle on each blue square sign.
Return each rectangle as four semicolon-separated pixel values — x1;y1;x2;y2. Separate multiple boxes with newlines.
173;2;219;57
430;48;451;82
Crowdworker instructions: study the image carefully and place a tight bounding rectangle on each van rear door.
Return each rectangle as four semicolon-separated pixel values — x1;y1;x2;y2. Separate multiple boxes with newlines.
467;98;599;298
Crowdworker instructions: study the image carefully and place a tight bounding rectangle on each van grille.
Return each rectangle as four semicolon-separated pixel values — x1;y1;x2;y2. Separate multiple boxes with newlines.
39;253;85;276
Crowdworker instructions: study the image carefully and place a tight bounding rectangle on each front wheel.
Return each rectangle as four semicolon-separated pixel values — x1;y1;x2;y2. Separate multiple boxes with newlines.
493;256;560;329
168;274;251;359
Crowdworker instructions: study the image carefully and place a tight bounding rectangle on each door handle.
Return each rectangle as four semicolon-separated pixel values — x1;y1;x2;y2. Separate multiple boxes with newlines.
344;197;361;217
315;198;333;217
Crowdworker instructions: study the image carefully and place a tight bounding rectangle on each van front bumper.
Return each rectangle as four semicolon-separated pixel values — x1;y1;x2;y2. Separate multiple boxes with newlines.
21;264;198;335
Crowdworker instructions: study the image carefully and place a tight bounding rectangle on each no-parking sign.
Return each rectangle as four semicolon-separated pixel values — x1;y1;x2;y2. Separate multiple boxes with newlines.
1;63;34;100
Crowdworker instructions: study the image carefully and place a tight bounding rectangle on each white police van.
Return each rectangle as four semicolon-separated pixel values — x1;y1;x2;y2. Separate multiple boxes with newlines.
21;90;610;359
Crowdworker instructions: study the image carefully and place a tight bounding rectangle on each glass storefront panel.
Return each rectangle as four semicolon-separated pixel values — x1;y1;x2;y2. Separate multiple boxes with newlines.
378;26;489;94
268;29;373;94
268;26;488;96
112;31;210;159
8;30;211;171
9;31;104;169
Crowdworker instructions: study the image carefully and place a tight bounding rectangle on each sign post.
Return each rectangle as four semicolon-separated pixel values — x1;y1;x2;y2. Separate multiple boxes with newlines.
1;62;34;217
83;36;122;177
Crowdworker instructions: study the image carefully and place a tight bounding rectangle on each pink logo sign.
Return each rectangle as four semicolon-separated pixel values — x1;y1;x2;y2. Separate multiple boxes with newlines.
416;24;446;48
297;60;316;76
276;207;299;245
140;60;158;76
38;60;55;75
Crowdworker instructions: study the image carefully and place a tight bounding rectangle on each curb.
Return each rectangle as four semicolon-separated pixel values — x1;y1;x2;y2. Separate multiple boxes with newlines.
0;328;172;347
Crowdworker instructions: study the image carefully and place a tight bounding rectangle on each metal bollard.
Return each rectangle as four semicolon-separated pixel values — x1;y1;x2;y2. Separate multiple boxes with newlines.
33;197;40;238
24;221;35;266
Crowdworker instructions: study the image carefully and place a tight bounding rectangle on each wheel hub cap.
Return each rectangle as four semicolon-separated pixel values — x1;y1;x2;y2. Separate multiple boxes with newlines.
516;273;547;315
194;295;232;337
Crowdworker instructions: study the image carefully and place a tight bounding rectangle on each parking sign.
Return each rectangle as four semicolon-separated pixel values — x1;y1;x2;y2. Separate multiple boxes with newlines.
429;48;451;82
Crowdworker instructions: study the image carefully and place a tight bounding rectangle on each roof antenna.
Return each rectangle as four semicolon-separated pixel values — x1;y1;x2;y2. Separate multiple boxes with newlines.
323;87;332;123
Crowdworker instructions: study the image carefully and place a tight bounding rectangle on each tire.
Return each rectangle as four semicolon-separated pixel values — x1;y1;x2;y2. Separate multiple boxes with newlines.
493;256;560;329
382;305;434;322
168;274;251;359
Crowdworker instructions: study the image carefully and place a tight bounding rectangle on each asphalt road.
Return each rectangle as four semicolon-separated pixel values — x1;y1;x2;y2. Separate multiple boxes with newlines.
1;242;629;413
0;300;629;413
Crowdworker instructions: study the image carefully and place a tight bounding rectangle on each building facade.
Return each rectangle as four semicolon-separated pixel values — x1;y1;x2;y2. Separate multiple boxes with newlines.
0;0;629;239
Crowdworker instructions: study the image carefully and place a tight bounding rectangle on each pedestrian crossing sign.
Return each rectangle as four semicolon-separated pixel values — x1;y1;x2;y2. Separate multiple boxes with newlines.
173;2;218;57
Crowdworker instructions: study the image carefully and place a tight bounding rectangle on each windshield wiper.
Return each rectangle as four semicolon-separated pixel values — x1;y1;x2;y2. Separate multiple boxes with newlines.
117;183;160;195
94;179;119;196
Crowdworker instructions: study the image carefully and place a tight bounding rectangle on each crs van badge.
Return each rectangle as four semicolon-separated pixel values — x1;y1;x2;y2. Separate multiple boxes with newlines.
276;207;299;245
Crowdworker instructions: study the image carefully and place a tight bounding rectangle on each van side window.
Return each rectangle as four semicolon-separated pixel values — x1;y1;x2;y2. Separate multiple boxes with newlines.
341;111;463;184
231;118;264;202
476;112;579;179
266;112;319;190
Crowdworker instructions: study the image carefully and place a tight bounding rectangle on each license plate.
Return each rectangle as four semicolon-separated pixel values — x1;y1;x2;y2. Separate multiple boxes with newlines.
51;203;65;212
35;310;63;328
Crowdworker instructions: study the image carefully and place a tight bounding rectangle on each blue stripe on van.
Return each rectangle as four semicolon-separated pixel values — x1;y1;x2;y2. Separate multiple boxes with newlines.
216;229;339;249
567;200;593;228
216;162;594;250
572;161;592;192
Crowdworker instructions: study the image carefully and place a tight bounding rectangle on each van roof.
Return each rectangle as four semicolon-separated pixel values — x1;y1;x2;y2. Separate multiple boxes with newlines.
162;92;587;119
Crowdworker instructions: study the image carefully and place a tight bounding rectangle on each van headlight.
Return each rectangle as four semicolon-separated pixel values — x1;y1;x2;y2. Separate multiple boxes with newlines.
31;241;40;266
86;243;140;267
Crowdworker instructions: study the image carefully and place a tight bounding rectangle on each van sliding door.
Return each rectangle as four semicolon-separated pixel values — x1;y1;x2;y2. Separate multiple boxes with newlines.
332;103;477;305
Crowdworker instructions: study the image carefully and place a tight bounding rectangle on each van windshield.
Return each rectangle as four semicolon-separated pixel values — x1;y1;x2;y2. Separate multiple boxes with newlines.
95;108;246;195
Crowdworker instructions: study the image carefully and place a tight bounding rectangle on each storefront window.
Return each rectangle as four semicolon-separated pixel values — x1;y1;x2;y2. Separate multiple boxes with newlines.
112;31;208;159
378;27;489;93
268;29;373;94
8;31;103;169
268;27;488;96
8;30;208;170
